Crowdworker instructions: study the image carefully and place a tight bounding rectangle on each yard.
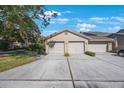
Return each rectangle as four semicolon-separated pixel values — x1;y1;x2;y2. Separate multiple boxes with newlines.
0;51;39;72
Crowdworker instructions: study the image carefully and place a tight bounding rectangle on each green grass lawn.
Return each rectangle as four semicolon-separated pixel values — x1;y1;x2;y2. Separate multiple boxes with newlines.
0;51;39;72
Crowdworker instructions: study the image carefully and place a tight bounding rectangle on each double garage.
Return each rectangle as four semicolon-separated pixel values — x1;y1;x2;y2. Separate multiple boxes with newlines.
45;30;112;55
48;42;84;54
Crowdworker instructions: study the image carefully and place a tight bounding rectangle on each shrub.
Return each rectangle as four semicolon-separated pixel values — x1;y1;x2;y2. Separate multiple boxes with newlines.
0;41;9;51
64;52;70;57
29;44;45;54
109;50;117;53
85;51;95;56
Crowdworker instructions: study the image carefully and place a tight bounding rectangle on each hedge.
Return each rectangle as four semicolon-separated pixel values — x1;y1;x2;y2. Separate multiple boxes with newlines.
85;51;96;56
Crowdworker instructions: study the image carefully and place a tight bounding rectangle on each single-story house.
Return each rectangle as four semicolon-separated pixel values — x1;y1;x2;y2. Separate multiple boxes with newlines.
80;32;110;37
45;30;113;55
108;29;124;50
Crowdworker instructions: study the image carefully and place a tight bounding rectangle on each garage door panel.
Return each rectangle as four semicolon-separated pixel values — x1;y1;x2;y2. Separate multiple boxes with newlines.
88;44;107;52
49;43;64;54
68;42;84;54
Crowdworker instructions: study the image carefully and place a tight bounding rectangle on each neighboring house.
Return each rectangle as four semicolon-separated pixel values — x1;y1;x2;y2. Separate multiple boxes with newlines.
45;30;113;55
108;29;124;50
9;41;27;49
80;32;110;37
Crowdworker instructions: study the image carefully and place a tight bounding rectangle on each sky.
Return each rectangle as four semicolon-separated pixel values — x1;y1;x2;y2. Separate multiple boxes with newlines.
35;5;124;36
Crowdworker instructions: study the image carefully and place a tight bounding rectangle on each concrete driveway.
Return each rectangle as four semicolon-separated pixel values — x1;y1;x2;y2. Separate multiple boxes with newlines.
0;53;124;88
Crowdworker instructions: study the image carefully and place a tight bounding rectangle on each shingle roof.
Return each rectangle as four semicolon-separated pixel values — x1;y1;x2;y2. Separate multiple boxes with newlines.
81;32;111;36
87;36;113;41
117;29;124;33
108;33;124;37
80;32;113;41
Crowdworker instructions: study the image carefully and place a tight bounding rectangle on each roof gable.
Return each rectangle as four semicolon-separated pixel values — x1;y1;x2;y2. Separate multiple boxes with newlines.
45;30;90;40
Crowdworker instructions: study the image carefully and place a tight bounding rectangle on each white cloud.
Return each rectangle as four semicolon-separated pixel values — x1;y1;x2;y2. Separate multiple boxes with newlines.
79;28;90;32
43;10;72;17
77;23;96;28
77;23;96;32
51;18;69;24
44;10;61;16
45;10;72;17
111;16;124;22
90;17;109;21
108;26;121;32
39;10;61;19
97;21;120;25
89;16;124;25
90;16;124;23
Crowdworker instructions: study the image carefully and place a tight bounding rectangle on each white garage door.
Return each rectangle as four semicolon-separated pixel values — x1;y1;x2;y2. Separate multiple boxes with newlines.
49;42;64;54
88;44;107;52
68;42;84;54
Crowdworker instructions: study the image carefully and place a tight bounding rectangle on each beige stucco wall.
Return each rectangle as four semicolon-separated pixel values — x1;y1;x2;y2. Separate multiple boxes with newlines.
108;42;112;51
45;31;88;54
46;32;88;42
45;41;49;54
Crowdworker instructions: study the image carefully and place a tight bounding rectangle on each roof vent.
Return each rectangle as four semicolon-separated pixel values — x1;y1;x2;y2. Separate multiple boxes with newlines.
65;32;68;35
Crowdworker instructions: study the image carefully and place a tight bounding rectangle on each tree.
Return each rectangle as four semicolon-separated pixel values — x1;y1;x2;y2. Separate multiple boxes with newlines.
0;5;57;48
